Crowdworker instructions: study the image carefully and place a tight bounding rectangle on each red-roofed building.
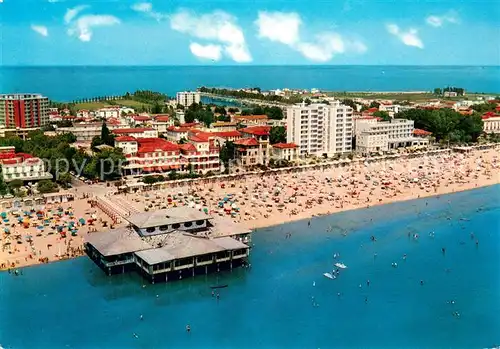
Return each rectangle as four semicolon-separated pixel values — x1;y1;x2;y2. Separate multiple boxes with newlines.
0;146;52;182
165;125;200;142
233;138;261;167
482;112;500;133
115;135;220;175
235;126;272;167
272;143;298;162
132;115;152;123
151;114;174;134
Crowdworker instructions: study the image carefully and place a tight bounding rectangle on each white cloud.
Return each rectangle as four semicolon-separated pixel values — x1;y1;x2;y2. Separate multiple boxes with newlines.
190;43;222;61
170;10;252;63
31;25;49;37
68;15;120;42
64;5;88;24
426;11;459;27
255;11;367;62
386;24;424;49
255;11;301;45
131;2;164;21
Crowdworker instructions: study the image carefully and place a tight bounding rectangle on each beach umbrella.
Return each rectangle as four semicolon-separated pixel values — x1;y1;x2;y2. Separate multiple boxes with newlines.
4;228;10;233
0;212;6;218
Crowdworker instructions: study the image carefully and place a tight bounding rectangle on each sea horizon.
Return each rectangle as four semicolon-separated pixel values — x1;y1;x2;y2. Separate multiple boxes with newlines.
1;184;499;349
1;65;499;101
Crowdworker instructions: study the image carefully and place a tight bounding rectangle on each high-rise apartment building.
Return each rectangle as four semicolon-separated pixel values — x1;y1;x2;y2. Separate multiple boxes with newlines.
0;93;49;129
176;91;201;107
286;101;353;157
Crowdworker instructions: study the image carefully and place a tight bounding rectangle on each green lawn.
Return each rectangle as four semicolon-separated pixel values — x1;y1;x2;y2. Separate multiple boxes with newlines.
74;99;153;111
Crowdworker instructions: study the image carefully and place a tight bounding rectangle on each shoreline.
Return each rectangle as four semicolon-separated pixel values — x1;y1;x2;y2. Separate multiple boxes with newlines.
1;147;498;270
244;181;499;231
3;182;498;273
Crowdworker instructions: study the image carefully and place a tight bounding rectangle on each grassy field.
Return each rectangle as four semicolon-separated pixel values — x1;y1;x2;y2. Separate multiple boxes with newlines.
73;99;152;111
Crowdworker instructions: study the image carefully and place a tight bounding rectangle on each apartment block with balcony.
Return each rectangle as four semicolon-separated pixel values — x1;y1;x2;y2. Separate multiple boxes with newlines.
286;102;353;157
0;93;49;129
176;91;201;107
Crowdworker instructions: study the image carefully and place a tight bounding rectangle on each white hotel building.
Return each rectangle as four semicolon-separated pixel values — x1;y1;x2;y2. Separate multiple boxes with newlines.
355;119;429;154
286;102;353;157
176;91;201;107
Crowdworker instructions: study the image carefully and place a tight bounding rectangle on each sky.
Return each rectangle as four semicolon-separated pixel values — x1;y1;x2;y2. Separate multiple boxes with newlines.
0;0;499;66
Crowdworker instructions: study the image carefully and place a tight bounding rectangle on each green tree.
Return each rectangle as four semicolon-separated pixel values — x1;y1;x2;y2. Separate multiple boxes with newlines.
433;88;442;95
37;180;58;194
91;136;104;151
101;122;114;146
372;110;391;121
220;141;235;172
57;172;72;188
269;126;287;144
152;103;163;114
342;99;357;110
0;175;8;195
369;101;380;109
8;179;24;194
264;106;284;120
168;170;178;180
214;106;227;115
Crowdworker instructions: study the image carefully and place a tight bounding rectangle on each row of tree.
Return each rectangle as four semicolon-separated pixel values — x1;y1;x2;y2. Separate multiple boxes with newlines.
395;108;483;143
199;86;303;104
240;105;284;120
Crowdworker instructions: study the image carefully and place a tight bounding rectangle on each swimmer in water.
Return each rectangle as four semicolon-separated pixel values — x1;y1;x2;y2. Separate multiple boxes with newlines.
367;280;370;287
140;315;143;321
403;254;407;261
186;325;191;333
420;280;424;285
133;333;139;339
442;247;446;254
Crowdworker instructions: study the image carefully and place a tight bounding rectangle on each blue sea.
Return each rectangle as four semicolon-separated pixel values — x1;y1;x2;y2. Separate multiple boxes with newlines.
1;66;499;101
1;185;499;349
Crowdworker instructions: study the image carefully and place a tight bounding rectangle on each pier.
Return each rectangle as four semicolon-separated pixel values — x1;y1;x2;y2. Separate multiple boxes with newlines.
85;207;251;282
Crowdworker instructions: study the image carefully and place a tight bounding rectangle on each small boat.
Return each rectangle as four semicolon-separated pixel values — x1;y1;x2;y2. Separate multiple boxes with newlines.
210;285;228;289
323;272;335;279
335;263;347;269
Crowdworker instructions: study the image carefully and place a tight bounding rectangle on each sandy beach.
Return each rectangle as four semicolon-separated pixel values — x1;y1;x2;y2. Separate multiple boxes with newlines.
1;148;498;270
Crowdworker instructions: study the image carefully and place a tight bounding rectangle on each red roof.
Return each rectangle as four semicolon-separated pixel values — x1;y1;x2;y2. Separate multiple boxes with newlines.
115;136;137;142
367;107;378;113
234;138;259;146
136;138;179;153
272;143;297;149
214;130;241;138
155;115;170;122
187;135;207;143
133;115;151;121
240;126;271;136
167;126;191;132
179;143;197;152
180;122;200;127
413;129;432;136
482;112;500;120
113;128;154;134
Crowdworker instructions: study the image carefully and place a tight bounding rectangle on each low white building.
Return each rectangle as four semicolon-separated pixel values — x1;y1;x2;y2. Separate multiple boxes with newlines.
272;143;299;162
176;91;200;107
0;147;52;182
356;119;429;154
96;107;121;119
113;128;158;139
482;113;500;133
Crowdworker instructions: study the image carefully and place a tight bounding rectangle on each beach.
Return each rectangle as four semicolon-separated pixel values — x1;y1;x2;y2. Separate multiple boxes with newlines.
1;147;498;270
